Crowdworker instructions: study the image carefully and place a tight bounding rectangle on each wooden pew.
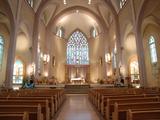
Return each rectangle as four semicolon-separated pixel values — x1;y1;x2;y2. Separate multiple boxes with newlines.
100;93;159;113
0;89;66;117
90;88;160;108
0;104;43;120
0;88;66;120
0;112;29;120
105;97;159;120
0;100;50;120
127;109;160;120
89;88;160;120
0;112;39;120
0;96;55;117
8;89;66;113
112;102;160;120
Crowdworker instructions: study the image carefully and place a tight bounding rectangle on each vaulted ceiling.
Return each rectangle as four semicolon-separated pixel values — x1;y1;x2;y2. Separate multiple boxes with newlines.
36;0;119;39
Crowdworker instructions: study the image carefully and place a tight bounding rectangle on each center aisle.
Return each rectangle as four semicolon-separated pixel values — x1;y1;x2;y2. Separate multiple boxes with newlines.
56;94;100;120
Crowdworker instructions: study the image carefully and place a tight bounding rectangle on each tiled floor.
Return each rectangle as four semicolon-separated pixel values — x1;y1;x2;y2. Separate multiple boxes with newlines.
56;94;100;120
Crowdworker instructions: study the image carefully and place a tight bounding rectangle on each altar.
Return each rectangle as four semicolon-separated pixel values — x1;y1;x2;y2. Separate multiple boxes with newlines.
65;64;90;84
70;77;85;84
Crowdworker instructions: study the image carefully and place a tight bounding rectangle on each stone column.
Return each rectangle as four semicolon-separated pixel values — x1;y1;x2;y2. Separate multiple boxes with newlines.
5;0;22;88
46;28;52;78
32;14;40;77
131;0;147;87
115;16;122;78
5;24;17;88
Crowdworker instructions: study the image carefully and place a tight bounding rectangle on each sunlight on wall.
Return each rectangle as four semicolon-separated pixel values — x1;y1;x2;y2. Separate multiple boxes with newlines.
16;34;30;51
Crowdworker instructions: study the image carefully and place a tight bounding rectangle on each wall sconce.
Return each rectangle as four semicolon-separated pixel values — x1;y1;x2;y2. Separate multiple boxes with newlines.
105;53;111;63
44;71;48;77
107;71;112;77
43;54;50;64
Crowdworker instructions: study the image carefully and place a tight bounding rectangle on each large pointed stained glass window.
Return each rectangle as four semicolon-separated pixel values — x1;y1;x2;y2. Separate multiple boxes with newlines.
67;30;89;65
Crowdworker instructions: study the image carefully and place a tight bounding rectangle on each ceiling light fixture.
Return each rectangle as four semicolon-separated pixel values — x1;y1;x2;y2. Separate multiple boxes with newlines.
88;0;91;4
64;0;67;5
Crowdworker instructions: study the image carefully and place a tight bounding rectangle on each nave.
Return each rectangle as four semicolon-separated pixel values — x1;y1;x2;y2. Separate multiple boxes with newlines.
56;94;100;120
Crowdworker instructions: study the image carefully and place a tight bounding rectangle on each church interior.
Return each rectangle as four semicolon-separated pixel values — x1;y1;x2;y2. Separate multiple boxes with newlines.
0;0;160;120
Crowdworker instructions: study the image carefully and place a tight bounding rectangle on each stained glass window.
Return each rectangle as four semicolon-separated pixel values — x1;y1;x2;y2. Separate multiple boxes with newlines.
67;30;89;64
149;36;158;63
0;35;4;69
13;60;24;84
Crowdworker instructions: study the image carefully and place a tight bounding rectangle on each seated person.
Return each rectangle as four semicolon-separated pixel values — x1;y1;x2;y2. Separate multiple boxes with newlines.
24;80;34;88
23;75;35;89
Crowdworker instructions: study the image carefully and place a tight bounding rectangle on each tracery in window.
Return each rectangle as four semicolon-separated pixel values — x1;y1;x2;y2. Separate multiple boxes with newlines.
67;30;89;65
13;60;24;84
0;35;4;69
149;36;158;64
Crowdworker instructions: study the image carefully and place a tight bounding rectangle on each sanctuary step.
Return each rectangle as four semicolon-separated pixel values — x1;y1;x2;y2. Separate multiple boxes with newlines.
65;84;90;94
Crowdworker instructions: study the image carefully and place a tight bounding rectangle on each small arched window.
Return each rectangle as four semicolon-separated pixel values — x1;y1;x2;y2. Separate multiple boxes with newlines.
56;27;63;38
120;0;127;9
91;27;98;38
149;36;158;64
13;60;24;84
0;35;4;69
26;0;33;8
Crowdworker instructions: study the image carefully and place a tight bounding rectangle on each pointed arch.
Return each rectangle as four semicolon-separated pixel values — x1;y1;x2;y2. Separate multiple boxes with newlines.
67;30;89;65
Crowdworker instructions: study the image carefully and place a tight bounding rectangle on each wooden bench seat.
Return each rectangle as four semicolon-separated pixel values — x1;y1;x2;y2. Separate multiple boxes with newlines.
0;89;66;116
0;96;56;117
0;100;50;120
113;102;160;120
0;105;43;120
105;97;159;120
0;112;39;120
0;112;29;120
89;88;160;107
100;93;160;112
127;109;160;120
